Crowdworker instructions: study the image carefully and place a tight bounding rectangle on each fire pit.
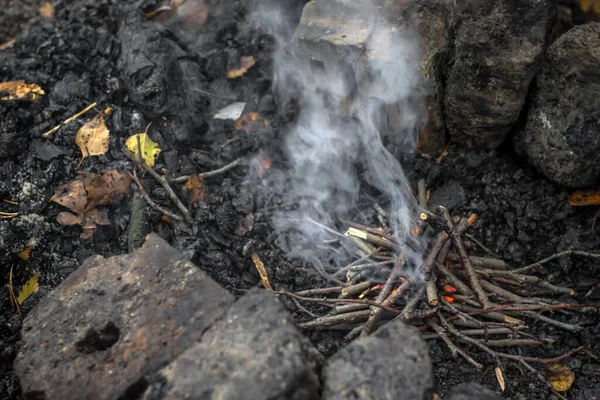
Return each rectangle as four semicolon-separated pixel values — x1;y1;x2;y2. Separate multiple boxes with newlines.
1;0;600;399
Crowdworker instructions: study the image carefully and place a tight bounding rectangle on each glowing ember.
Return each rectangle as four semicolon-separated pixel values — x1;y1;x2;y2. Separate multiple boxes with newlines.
257;153;272;176
442;284;457;293
443;295;455;303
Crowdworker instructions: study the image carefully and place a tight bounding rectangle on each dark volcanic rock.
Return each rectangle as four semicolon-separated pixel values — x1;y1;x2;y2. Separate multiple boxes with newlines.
446;383;502;400
517;23;600;188
117;13;210;144
444;0;555;148
143;288;322;400
322;319;432;400
14;234;235;400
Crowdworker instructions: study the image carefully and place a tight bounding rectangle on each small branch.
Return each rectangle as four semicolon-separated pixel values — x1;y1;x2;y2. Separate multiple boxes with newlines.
428;320;483;369
275;291;401;313
512;250;600;274
171;157;246;183
123;148;193;223
131;171;183;222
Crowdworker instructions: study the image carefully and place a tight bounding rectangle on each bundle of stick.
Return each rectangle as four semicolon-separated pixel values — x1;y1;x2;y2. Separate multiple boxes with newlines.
275;205;599;398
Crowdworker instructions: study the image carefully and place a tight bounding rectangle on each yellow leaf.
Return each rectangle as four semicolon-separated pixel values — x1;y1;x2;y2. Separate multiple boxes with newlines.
0;80;45;102
183;174;208;206
548;363;575;392
125;126;161;167
495;366;506;392
75;114;110;167
568;190;600;206
227;56;256;79
580;0;592;11
39;1;54;20
17;272;40;305
16;248;32;261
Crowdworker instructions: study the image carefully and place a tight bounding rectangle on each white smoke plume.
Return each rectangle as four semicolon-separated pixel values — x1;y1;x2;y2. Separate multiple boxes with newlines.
250;0;428;272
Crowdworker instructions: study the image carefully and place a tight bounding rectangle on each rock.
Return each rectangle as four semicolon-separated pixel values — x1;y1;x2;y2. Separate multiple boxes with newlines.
517;23;600;187
444;0;555;148
428;180;466;211
322;319;432;400
117;13;210;145
293;0;454;156
446;383;502;400
14;233;235;400
143;288;322;400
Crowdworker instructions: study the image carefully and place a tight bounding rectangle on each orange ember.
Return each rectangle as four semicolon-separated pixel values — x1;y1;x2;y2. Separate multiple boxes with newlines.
257;153;272;176
442;284;457;293
443;295;455;303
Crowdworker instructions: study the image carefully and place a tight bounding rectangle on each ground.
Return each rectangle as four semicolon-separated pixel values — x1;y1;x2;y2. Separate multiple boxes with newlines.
0;1;599;399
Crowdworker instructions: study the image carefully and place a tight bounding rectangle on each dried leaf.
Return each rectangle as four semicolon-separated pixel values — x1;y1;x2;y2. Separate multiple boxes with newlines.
568;190;600;206
176;0;209;30
79;170;132;210
0;80;45;102
548;363;575;392
50;180;88;215
125;130;161;167
580;0;592;11
251;253;273;291
227;56;256;79
39;1;54;20
56;211;82;226
16;248;33;261
495;367;506;392
75;114;110;167
183;174;208;206
17;272;40;305
234;112;270;132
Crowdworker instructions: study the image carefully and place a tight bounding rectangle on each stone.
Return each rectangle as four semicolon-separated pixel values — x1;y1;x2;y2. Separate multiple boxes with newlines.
322;319;432;400
444;0;555;148
517;23;600;188
143;288;322;400
446;383;502;400
14;233;235;400
428;180;466;211
293;0;455;156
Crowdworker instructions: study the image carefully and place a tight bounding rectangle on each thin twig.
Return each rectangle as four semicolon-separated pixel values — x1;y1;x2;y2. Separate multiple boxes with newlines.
43;101;98;136
274;291;401;313
428;320;483;369
512;250;600;274
131;171;183;222
171;157;246;183
123;147;193;223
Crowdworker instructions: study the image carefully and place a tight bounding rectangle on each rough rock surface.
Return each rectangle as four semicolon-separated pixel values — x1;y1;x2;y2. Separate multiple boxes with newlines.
517;22;600;188
117;13;210;145
143;288;322;400
444;0;555;148
322;319;432;400
14;233;235;400
293;0;454;156
446;383;502;400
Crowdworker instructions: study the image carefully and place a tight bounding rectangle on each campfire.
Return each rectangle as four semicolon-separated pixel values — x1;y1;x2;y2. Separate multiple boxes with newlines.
1;0;600;399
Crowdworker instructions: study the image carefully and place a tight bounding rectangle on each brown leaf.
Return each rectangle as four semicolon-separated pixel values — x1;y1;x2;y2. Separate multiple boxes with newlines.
568;190;600;206
234;112;270;132
39;1;54;20
227;56;256;79
79;170;132;210
50;180;88;215
548;363;575;392
75;114;110;166
87;208;111;226
251;253;273;291
16;248;32;261
0;80;45;102
183;174;208;206
56;211;83;226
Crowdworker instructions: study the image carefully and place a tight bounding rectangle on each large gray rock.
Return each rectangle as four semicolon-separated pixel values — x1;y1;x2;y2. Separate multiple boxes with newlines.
293;0;454;156
14;233;235;400
322;319;432;400
517;23;600;188
446;383;502;400
444;0;555;148
143;288;322;400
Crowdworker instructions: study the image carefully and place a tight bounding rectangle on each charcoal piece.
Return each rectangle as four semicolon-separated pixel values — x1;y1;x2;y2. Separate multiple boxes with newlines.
517;23;600;188
14;233;235;400
446;383;502;400
428;180;466;211
117;13;210;144
322;319;432;400
32;138;69;161
143;288;322;400
444;0;555;148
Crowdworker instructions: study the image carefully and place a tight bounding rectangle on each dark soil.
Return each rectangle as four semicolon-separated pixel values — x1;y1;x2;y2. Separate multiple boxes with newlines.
1;1;599;399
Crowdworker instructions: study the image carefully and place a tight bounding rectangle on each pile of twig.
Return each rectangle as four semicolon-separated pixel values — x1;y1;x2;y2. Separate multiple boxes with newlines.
275;203;599;398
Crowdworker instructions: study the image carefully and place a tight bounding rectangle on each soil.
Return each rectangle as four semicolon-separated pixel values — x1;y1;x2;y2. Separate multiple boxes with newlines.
1;1;599;399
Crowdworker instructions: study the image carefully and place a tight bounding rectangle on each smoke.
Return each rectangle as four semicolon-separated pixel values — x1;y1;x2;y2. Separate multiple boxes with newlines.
250;0;428;272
